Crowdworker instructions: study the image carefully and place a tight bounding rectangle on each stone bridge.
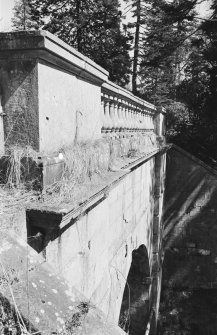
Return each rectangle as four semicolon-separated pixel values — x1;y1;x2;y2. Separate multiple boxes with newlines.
1;31;217;335
0;30;166;335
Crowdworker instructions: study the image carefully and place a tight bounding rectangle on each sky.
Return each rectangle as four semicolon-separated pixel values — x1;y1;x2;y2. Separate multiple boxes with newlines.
0;0;213;32
0;0;15;31
120;0;213;23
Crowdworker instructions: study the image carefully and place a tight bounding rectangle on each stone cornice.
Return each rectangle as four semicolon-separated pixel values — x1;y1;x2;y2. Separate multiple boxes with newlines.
0;30;109;85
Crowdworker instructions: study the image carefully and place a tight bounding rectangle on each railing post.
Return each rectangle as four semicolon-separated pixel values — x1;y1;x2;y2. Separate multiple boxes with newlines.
155;107;166;137
104;95;112;134
101;93;106;134
113;97;119;135
117;99;122;135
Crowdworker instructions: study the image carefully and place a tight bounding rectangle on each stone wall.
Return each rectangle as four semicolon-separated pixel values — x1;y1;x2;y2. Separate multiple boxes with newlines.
38;61;102;152
0;59;39;150
0;30;167;334
0;31;165;155
0;31;108;153
27;149;166;332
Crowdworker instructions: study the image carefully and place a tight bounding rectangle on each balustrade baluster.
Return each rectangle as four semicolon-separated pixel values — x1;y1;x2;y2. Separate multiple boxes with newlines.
144;113;148;131
125;102;129;132
148;113;151;130
150;114;154;130
138;108;142;132
131;104;134;132
101;93;106;133
117;99;123;134
141;111;145;132
104;95;112;133
133;108;136;132
129;104;132;132
141;109;144;132
101;87;157;136
109;97;115;135
122;102;125;133
113;97;119;135
133;106;136;132
136;107;140;132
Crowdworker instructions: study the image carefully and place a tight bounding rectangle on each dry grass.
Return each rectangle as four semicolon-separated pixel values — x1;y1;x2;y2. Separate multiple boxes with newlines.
4;145;38;189
40;134;158;207
1;134;158;210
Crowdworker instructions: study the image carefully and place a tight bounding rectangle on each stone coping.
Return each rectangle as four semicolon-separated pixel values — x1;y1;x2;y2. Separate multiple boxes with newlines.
27;145;169;230
0;30;108;84
0;30;160;111
102;80;157;112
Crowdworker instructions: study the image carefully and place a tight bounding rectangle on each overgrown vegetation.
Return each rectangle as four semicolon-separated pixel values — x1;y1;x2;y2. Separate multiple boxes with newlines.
3;146;38;189
0;135;158;210
11;0;217;164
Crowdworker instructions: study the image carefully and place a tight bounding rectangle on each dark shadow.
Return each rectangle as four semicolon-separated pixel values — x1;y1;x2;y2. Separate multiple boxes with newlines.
159;288;217;335
119;245;151;335
163;147;217;287
160;146;217;334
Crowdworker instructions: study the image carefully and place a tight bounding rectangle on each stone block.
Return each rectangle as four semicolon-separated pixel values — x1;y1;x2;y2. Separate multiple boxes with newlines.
0;153;65;190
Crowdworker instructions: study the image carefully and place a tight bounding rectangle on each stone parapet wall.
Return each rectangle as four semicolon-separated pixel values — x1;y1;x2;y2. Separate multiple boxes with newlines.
0;30;165;155
26;148;167;333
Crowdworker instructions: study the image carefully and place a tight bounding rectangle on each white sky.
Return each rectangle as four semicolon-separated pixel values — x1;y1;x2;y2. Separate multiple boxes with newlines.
0;0;213;32
0;0;15;31
120;0;213;22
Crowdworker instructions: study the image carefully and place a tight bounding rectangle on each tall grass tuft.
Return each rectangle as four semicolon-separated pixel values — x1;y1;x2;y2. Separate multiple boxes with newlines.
5;145;38;188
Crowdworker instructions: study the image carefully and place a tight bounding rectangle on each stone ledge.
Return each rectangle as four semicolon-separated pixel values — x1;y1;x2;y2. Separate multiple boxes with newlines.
26;145;168;232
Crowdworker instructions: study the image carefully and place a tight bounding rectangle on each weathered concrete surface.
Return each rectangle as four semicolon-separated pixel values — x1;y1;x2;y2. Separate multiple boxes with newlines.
159;145;217;334
0;31;165;155
0;231;127;335
0;31;108;153
0;30;167;333
27;149;167;333
0;59;39;150
38;61;102;152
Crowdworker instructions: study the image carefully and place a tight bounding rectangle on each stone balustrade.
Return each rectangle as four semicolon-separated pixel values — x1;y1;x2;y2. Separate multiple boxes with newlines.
0;30;165;154
101;81;156;136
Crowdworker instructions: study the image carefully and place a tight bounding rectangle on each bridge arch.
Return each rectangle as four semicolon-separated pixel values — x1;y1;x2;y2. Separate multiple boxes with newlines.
119;244;151;335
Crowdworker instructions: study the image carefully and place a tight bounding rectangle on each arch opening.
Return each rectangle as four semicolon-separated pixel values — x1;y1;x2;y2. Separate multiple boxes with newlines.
119;245;151;335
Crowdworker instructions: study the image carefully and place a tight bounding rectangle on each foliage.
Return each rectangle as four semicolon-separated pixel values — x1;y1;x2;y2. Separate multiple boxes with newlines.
12;0;132;86
166;102;191;139
11;0;37;30
125;0;217;164
124;0;198;97
169;0;217;162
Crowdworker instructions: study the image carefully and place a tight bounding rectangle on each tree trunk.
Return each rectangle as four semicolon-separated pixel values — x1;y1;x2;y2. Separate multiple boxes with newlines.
132;0;141;95
76;0;82;52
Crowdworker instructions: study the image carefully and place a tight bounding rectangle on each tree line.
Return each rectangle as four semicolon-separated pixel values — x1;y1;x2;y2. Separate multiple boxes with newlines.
12;0;217;163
